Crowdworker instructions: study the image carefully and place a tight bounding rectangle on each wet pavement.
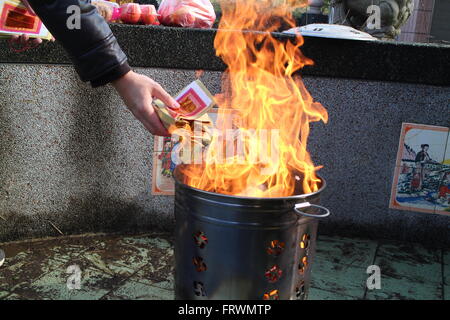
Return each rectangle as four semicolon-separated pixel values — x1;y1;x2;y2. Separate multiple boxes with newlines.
0;233;448;300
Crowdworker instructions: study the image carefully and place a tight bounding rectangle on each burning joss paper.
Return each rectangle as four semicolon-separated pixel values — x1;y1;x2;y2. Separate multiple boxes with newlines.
154;80;215;131
154;79;215;123
153;80;216;157
178;0;329;197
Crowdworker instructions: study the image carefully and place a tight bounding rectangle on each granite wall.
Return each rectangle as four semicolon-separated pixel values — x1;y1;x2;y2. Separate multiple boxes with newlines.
0;64;448;246
0;64;220;242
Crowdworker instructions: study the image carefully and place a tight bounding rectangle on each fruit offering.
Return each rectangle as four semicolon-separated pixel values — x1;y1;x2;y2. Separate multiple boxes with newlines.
157;0;216;29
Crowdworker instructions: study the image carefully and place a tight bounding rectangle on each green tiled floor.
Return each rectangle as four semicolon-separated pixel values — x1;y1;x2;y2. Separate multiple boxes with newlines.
0;233;447;300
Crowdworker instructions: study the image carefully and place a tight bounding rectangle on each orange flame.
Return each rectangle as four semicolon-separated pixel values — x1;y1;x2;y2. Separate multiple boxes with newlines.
180;0;328;197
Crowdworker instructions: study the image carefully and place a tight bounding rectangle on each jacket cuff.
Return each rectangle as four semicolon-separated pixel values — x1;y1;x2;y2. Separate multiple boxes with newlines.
90;61;131;88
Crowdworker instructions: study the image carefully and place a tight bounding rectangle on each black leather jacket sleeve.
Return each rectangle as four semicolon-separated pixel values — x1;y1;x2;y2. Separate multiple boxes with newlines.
27;0;130;87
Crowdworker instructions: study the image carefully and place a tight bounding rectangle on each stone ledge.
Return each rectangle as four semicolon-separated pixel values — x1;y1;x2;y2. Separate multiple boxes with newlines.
0;24;449;86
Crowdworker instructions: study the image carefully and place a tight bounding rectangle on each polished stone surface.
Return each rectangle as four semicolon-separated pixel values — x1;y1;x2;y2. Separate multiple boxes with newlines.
0;24;449;86
0;233;446;300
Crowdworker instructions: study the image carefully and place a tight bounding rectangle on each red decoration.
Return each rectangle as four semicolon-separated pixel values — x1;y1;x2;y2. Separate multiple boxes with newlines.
120;3;141;24
266;240;285;256
140;5;159;25
265;265;282;283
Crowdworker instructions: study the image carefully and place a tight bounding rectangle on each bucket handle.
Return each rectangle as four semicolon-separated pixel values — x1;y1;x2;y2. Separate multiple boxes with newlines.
294;202;330;218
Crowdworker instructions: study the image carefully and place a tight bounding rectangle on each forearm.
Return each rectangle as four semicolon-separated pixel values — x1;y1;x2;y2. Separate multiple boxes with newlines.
27;0;130;87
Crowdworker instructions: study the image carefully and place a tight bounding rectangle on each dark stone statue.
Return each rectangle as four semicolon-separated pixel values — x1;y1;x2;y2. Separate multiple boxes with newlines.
330;0;415;39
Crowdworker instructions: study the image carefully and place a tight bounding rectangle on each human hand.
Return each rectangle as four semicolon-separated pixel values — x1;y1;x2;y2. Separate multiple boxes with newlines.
9;1;52;52
10;34;42;52
112;71;180;136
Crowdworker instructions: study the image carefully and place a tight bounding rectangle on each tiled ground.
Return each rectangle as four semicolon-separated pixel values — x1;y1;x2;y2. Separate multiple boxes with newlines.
0;233;448;300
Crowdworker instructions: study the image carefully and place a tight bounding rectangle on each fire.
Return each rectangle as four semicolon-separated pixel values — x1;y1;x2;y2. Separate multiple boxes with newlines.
179;0;328;197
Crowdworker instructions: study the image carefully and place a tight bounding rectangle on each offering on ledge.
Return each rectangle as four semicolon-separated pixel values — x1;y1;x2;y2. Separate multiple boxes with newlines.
92;1;160;25
157;0;216;29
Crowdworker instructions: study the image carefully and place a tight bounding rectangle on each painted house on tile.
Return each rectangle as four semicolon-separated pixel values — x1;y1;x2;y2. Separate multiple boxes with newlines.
390;123;450;215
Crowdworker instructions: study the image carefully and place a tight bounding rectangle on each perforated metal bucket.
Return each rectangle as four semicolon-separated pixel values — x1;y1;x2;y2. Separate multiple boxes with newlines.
173;165;330;300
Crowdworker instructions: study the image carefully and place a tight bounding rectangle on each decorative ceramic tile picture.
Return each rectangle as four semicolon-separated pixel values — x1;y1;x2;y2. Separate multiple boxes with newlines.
152;136;177;195
390;123;450;215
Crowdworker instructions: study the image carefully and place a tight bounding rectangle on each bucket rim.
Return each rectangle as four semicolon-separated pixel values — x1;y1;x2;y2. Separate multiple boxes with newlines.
173;164;326;202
